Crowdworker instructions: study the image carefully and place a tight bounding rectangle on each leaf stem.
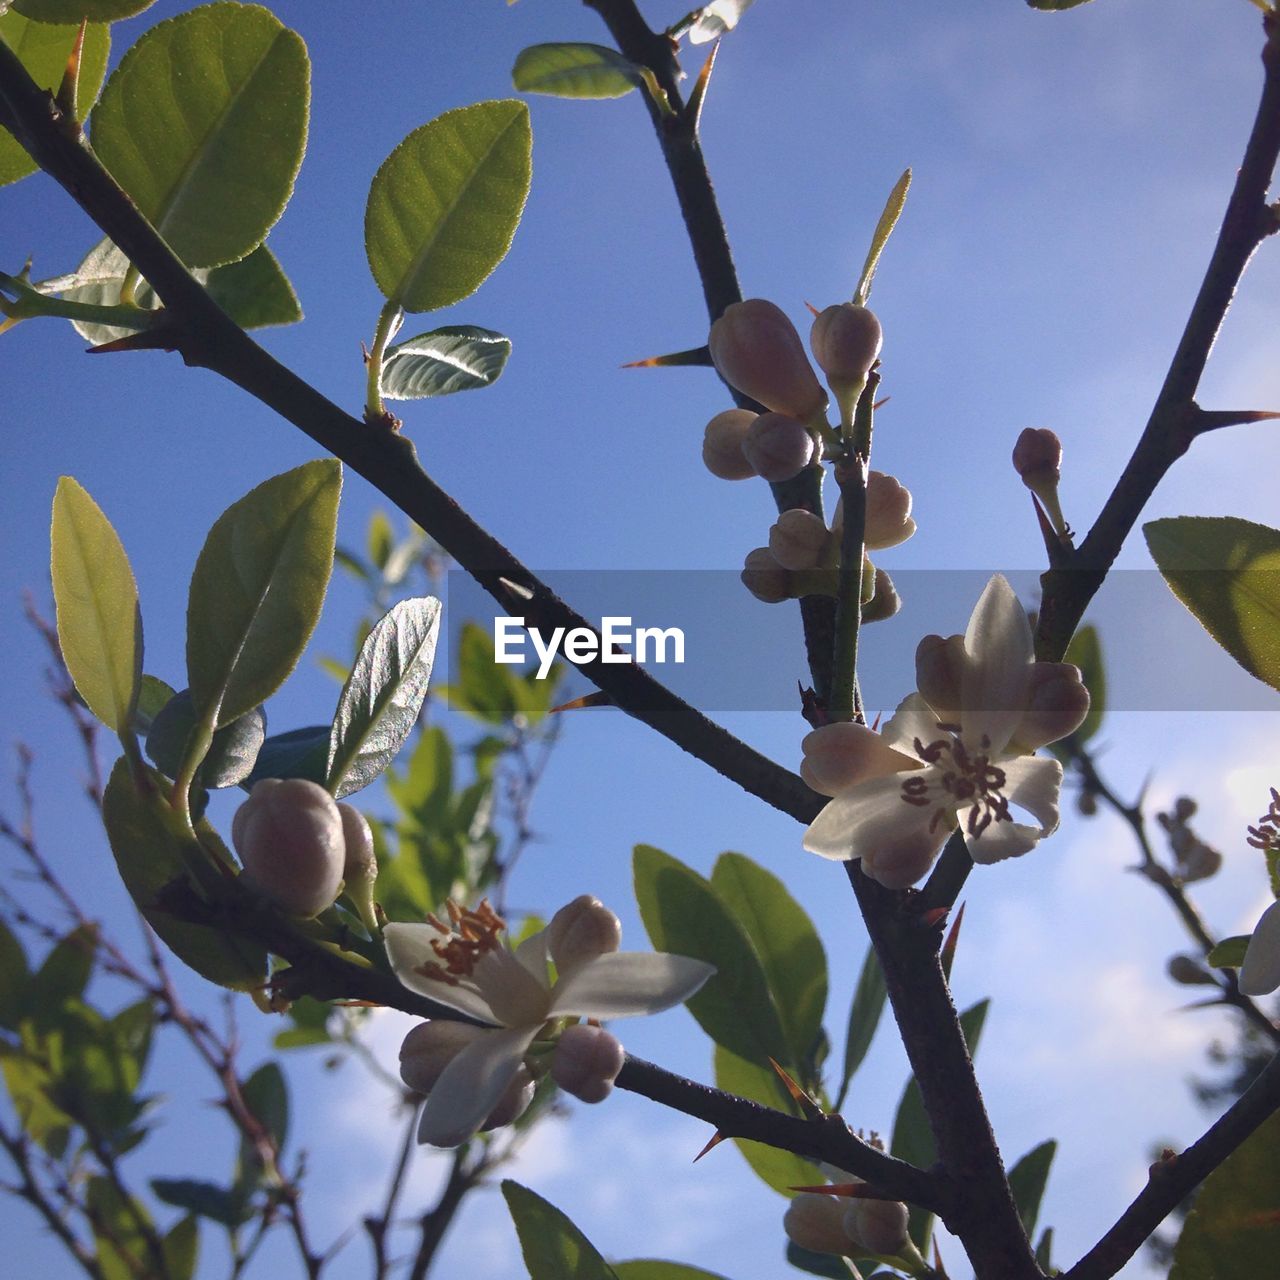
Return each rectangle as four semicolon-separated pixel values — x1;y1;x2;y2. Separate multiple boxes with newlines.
365;301;402;423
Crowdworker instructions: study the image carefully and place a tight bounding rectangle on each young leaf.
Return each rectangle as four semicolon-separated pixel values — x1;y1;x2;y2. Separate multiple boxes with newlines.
840;945;887;1101
855;168;911;305
1144;516;1280;695
367;510;394;570
512;43;640;99
187;459;341;729
445;621;524;723
502;1181;620;1280
1034;1227;1054;1272
633;844;792;1069
91;2;309;268
710;852;827;1073
365;100;532;313
326;597;442;799
0;13;109;187
1008;1139;1056;1238
382;325;512;400
13;0;155;20
245;725;330;787
51;476;142;733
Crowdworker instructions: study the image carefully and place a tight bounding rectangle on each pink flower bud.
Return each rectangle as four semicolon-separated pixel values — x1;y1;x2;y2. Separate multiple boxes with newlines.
399;1020;486;1094
1012;427;1062;487
339;803;376;885
864;472;916;549
1239;899;1280;996
810;303;882;384
783;1194;854;1256
741;412;815;482
481;1066;536;1130
847;1198;910;1256
233;778;345;917
861;567;901;622
1010;663;1090;751
801;722;899;797
546;895;621;972
915;633;966;726
702;409;758;480
769;509;831;571
551;1024;625;1103
709;299;827;420
741;547;792;603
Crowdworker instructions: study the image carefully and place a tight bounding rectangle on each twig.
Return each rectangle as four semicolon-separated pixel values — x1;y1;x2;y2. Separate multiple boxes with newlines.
365;1100;421;1280
406;1148;482;1280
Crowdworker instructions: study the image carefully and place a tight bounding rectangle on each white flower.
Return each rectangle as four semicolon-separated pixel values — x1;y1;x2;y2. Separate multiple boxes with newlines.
385;899;714;1146
804;575;1084;888
689;0;756;45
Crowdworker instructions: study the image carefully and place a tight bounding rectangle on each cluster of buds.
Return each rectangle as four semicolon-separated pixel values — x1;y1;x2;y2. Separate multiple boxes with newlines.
232;778;376;921
1156;797;1223;883
783;1188;911;1260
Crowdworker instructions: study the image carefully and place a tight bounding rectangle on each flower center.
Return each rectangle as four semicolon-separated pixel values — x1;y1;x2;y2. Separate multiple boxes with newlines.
901;724;1011;837
413;898;507;987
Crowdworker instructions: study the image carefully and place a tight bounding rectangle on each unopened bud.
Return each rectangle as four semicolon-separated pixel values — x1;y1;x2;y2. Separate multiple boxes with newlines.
1166;954;1215;986
1011;663;1090;751
709;299;827;421
1177;837;1223;883
847;1198;910;1256
1077;790;1099;817
802;722;902;797
742;412;816;482
400;1020;486;1094
769;509;831;571
702;409;757;480
551;1024;625;1103
338;802;379;932
742;547;793;603
783;1194;854;1256
915;633;966;725
810;303;882;426
864;472;916;549
861;567;901;622
547;895;621;972
1173;796;1198;822
1239;899;1280;996
1012;427;1067;536
481;1066;536;1130
233;778;345;917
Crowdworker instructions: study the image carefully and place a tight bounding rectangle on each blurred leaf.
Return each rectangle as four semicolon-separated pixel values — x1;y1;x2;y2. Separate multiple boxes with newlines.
854;167;911;305
91;1;309;268
0;1046;71;1146
241;1061;288;1154
386;724;453;823
446;621;521;723
512;43;639;99
244;725;330;787
274;996;332;1050
1035;1227;1054;1271
1065;625;1105;744
633;845;792;1069
51;476;142;733
1144;517;1280;696
502;1181;619;1280
26;924;97;1027
14;0;155;19
367;510;394;571
327;597;442;798
0;13;109;187
1008;1140;1056;1239
1170;1107;1280;1279
162;1215;199;1280
108;999;155;1083
840;946;887;1100
0;920;29;1028
784;1242;855;1279
615;1264;731;1280
89;1174;153;1280
712;1044;822;1196
1207;935;1250;969
188;459;340;728
365;101;531;313
710;852;827;1075
146;689;265;787
382;325;512;399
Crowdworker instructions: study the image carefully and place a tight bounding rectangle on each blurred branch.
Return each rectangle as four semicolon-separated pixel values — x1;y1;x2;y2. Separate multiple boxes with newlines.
406;1148;483;1280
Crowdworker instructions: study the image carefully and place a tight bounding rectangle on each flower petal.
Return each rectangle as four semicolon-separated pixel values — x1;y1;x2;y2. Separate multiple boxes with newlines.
879;693;941;756
548;951;715;1019
473;946;552;1027
801;720;920;797
514;927;551;990
417;1024;538;1147
960;575;1034;751
383;923;498;1022
964;815;1043;864
1002;754;1062;834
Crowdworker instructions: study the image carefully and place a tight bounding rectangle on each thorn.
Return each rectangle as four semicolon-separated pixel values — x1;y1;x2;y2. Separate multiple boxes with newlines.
917;906;950;930
55;20;88;124
686;38;718;133
1193;407;1280;433
692;1130;729;1162
788;1181;881;1199
933;1237;950;1277
360;340;371;364
804;300;820;317
496;576;534;602
621;344;714;369
872;395;890;410
768;1057;824;1119
550;691;613;713
940;900;966;977
87;325;181;354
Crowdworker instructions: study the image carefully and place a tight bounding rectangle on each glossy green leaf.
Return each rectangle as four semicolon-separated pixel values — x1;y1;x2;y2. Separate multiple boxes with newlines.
365;100;531;313
146;689;265;787
326;596;442;799
713;1044;822;1196
512;42;640;99
1145;516;1280;695
162;1215;199;1280
51;476;142;733
101;757;267;988
615;1264;731;1280
633;844;791;1069
0;920;28;1028
382;325;512;400
1170;1107;1280;1280
1008;1140;1056;1238
14;1;155;20
91;1;309;268
67;239;301;345
711;852;827;1073
854;167;911;305
0;13;109;186
840;946;887;1101
187;459;340;728
244;724;330;787
502;1181;619;1280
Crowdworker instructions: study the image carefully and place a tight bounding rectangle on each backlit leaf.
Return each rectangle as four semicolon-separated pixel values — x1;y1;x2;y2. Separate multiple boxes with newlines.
1008;1140;1056;1239
14;1;155;20
615;1265;731;1280
512;43;639;99
840;945;887;1100
854;168;911;305
382;325;511;399
502;1181;619;1280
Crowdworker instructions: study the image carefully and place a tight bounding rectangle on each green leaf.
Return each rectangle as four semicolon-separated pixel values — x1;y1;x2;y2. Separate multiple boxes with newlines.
162;1215;199;1280
133;675;177;733
0;1045;71;1147
0;920;29;1029
386;724;453;822
51;476;142;733
854;168;911;305
146;689;265;788
615;1264;732;1280
1050;624;1105;759
713;1044;822;1196
710;852;827;1075
382;325;512;400
67;239;301;345
0;13;109;187
502;1181;619;1280
1207;935;1250;969
367;510;393;571
13;1;155;21
444;622;523;723
241;1061;288;1153
512;43;640;99
187;459;340;729
88;1174;153;1280
26;924;97;1025
101;757;267;989
1035;1227;1054;1272
784;1242;855;1279
151;1178;249;1227
633;844;791;1069
365;100;531;313
1144;516;1280;696
91;1;309;268
245;725;330;787
840;946;887;1101
326;597;442;799
1170;1107;1280;1280
1008;1140;1056;1239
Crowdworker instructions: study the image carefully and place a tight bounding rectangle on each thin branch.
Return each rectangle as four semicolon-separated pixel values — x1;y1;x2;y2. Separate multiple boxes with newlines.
365;1100;421;1280
406;1148;481;1280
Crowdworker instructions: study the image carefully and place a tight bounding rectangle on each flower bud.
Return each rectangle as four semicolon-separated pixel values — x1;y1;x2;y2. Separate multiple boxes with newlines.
547;895;621;972
865;472;916;549
709;299;827;421
481;1066;536;1130
769;509;831;571
1010;663;1090;751
802;722;901;797
742;547;792;603
1239;899;1280;996
551;1024;625;1103
338;802;379;931
861;568;902;623
741;412;816;483
1077;790;1099;817
1178;838;1222;883
847;1198;910;1256
233;778;345;917
702;409;758;480
915;633;966;725
1173;796;1198;822
783;1194;853;1256
1012;427;1067;536
399;1020;486;1094
1166;954;1215;986
810;303;882;426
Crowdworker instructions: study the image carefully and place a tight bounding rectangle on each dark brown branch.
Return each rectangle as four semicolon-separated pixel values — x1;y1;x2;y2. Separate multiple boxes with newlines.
406;1149;481;1280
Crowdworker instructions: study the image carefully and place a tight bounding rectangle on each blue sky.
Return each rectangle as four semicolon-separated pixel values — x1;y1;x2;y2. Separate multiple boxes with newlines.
3;1;1280;1277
